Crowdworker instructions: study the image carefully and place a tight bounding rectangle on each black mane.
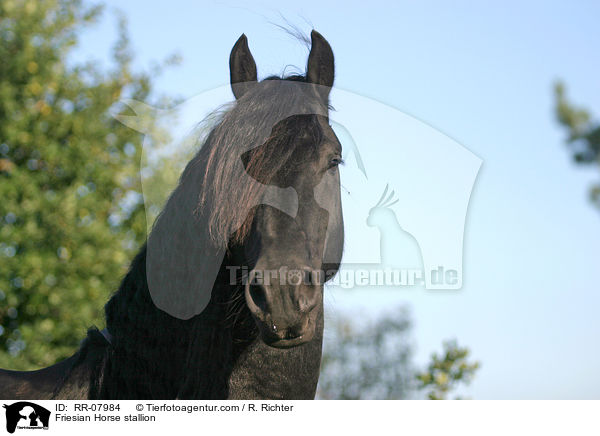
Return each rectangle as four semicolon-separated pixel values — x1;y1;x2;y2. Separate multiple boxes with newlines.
198;74;328;246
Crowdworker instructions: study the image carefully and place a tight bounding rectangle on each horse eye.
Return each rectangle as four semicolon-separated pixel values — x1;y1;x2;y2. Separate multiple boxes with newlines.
328;157;344;168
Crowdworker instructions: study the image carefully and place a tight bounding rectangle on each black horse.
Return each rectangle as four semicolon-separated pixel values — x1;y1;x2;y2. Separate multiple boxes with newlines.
0;30;344;399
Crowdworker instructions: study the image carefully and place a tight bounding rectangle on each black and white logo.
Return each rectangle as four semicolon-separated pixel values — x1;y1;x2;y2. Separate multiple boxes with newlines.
3;402;50;433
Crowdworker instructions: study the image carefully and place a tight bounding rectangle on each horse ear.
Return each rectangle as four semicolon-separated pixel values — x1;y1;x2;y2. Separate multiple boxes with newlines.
229;34;257;100
306;30;334;96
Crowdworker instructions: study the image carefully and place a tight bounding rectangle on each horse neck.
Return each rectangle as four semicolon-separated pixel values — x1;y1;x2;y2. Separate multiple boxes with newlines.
227;307;324;399
99;245;324;400
100;245;256;399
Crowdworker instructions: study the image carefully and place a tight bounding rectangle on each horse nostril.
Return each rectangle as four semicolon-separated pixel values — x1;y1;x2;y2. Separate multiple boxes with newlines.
294;268;321;312
297;288;318;312
250;285;266;310
245;283;268;314
298;295;309;312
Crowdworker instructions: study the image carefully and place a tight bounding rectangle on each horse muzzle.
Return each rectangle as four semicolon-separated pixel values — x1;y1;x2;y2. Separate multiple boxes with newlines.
244;267;322;348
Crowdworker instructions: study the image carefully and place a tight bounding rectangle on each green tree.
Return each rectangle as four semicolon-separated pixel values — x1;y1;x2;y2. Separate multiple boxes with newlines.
317;308;414;399
317;308;479;400
415;340;480;400
554;81;600;209
0;0;173;370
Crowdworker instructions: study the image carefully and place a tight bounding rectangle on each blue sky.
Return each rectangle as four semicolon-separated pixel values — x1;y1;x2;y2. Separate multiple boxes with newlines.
74;0;600;399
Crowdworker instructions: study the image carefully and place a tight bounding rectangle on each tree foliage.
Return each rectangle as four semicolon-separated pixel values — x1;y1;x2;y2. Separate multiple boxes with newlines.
317;308;414;399
0;0;167;369
554;81;600;209
415;340;480;400
317;308;480;400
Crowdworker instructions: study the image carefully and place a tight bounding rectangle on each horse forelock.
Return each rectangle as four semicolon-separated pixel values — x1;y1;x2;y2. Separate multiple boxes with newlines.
196;77;329;248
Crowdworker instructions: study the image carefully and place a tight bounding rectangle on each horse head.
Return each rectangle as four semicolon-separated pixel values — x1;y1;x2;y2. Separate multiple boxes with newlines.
227;31;344;347
144;30;344;349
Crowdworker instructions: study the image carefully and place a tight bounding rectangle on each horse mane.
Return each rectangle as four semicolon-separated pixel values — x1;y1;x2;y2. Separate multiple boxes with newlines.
64;245;248;399
57;73;331;399
197;74;328;246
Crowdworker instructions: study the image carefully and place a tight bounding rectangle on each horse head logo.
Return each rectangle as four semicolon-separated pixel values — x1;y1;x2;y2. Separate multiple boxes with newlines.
3;402;50;434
